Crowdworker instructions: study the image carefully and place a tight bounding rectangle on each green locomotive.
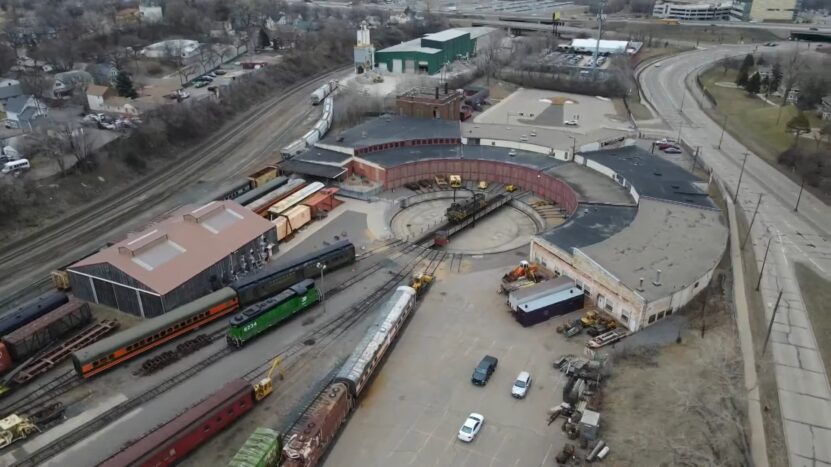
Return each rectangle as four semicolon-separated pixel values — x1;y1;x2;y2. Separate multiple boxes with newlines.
227;279;319;348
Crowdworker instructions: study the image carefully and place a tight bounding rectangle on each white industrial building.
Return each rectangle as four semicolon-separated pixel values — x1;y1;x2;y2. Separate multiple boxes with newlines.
354;21;376;73
652;1;734;20
569;39;631;55
141;39;201;60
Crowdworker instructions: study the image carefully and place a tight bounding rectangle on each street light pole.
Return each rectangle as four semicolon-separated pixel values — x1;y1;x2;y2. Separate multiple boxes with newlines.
741;193;763;250
794;176;805;212
734;152;749;203
762;290;784;356
316;262;327;313
755;235;773;291
717;115;728;149
679;91;686;114
676;122;683;143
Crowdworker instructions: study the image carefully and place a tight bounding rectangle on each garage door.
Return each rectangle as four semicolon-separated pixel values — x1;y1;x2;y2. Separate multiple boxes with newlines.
404;60;415;73
392;59;403;73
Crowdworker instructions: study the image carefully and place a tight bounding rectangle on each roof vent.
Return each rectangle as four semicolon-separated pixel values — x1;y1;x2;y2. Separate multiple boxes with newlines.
652;269;662;287
638;277;645;291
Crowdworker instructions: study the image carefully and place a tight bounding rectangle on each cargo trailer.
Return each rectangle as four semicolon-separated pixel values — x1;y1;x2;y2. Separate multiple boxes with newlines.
508;277;576;312
272;205;311;241
247;167;278;188
267;182;324;219
514;285;584;327
3;301;92;361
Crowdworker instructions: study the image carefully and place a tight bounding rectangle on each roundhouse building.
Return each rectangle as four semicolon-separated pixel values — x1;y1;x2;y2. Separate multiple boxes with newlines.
68;201;277;318
285;115;727;332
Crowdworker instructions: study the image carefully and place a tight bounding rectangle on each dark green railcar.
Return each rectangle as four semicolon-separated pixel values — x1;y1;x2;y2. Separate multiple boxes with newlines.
227;279;319;348
228;427;281;467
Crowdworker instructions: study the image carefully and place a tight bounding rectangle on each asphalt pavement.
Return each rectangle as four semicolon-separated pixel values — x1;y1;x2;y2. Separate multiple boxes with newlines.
639;44;831;467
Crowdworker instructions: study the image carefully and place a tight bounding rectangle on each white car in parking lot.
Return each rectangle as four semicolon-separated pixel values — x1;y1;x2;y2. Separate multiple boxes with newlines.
458;413;484;442
511;371;532;398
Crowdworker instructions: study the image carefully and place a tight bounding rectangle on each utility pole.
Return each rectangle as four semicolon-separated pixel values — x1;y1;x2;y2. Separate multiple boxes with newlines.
734;152;749;202
679;91;686;114
676;122;683;143
741;193;763;249
762;290;784;355
690;146;700;172
794;176;805;212
592;0;606;71
755;235;773;291
717;114;728;149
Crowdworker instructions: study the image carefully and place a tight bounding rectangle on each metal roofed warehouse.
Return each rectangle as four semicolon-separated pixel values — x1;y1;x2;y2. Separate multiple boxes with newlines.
68;201;277;318
374;27;494;75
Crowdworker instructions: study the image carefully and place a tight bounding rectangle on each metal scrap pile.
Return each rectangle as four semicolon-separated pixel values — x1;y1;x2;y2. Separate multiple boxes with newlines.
551;355;611;464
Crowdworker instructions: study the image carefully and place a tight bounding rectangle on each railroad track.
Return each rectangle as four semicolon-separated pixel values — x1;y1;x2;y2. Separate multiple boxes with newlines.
11;245;437;466
0;65;352;309
0;369;78;419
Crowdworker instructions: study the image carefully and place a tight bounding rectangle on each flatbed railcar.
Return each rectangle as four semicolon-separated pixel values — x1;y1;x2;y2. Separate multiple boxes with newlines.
232;240;355;307
71;288;239;378
99;378;254;467
281;286;417;467
0;292;68;337
227;279;319;348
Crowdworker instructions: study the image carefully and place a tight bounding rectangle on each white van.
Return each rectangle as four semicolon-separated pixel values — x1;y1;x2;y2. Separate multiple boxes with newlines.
2;158;30;174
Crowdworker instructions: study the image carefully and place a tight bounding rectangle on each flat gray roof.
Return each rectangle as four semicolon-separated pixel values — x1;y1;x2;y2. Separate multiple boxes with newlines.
544;164;633;205
294;147;352;165
537;203;637;253
582;146;715;209
321;115;461;149
280;160;346;179
358;144;564;170
461;123;630;150
377;38;441;54
581;198;727;302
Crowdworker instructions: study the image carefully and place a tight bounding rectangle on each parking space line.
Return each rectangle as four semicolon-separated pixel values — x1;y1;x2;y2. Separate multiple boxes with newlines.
540;442;555;466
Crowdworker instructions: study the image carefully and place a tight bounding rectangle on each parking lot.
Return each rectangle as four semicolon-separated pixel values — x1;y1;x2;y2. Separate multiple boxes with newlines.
537;51;612;70
327;264;588;467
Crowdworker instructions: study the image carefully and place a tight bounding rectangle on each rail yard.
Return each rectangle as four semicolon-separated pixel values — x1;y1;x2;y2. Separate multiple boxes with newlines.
0;48;735;466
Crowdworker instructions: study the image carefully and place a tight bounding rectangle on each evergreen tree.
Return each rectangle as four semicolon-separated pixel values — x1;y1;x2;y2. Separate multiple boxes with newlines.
740;53;755;72
786;111;811;145
736;68;749;87
769;62;783;95
115;71;138;99
746;72;762;94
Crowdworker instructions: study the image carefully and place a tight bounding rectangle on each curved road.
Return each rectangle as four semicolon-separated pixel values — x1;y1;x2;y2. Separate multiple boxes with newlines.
641;44;831;467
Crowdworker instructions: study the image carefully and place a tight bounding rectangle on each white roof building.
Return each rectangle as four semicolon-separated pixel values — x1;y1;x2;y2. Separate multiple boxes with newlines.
570;39;630;55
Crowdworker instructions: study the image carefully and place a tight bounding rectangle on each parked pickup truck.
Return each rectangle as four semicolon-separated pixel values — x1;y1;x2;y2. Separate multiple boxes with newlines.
471;355;498;386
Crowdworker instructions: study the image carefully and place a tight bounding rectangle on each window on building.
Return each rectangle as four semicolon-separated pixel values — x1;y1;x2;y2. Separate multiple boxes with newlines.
604;301;613;312
658;310;666;320
667;309;673;316
620;313;629;323
583;284;591;295
648;314;656;324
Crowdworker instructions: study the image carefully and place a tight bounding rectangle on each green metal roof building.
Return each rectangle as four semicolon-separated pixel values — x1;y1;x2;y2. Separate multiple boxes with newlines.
375;28;488;75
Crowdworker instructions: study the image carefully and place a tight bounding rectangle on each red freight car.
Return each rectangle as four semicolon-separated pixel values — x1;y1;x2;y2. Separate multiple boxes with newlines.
282;382;354;467
0;342;12;374
3;300;92;362
99;378;254;467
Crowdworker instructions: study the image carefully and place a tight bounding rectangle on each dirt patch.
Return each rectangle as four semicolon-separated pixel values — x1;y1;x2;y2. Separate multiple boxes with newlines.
794;263;831;379
603;267;753;466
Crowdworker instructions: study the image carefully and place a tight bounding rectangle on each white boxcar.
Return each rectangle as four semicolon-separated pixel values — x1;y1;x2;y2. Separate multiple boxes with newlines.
321;111;332;126
310;88;326;105
313;119;329;137
280;140;307;159
302;129;320;147
334;286;417;397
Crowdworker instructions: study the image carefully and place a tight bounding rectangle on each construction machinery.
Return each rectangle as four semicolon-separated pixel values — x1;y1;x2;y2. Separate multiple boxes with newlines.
505;184;517;193
503;261;539;283
434;175;448;189
254;356;284;400
410;273;434;297
478;180;488;190
580;310;599;327
0;414;39;449
449;175;462;188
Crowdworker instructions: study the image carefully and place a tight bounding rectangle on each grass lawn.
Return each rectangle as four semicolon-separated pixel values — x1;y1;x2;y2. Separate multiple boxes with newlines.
699;68;830;167
795;263;831;382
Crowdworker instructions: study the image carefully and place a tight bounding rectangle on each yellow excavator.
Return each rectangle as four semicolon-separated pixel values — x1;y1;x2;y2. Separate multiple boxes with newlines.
410;273;434;297
254;356;285;401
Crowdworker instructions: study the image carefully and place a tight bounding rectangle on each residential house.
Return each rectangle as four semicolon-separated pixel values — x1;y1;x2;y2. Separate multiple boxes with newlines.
86;84;161;116
210;21;236;39
4;95;47;130
821;96;831;121
0;79;24;111
139;4;163;23
52;70;94;98
86;63;120;87
265;14;289;31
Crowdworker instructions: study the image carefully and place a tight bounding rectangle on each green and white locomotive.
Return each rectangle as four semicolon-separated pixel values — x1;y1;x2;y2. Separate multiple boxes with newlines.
227;279;319;348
